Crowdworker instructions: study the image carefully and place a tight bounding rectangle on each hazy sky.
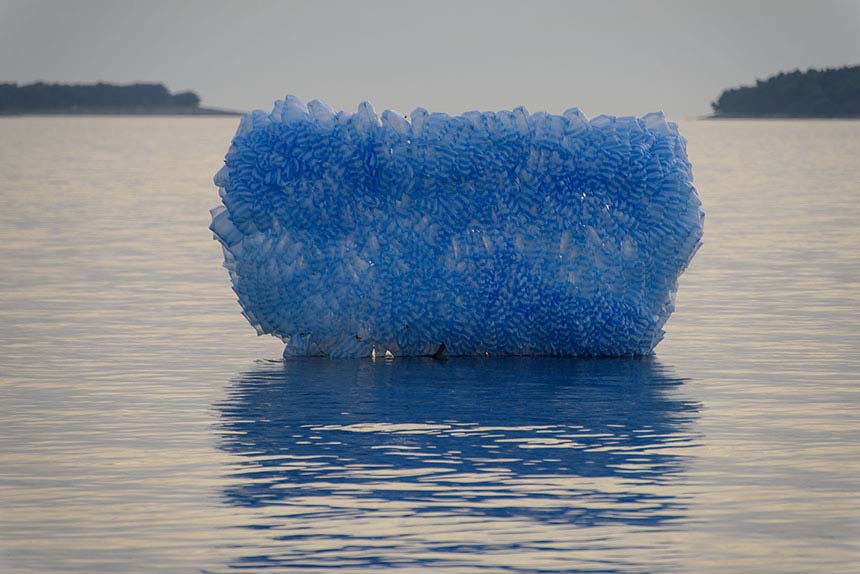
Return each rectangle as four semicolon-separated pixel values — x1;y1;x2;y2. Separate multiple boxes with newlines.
1;0;858;118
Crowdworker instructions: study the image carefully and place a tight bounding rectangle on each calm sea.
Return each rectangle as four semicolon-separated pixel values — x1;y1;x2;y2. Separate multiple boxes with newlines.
0;117;858;573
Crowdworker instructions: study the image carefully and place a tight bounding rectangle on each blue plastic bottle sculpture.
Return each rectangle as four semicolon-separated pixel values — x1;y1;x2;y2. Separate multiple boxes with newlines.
211;97;703;358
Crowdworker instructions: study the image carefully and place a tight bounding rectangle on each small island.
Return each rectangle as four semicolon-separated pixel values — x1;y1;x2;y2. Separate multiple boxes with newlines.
710;64;860;118
0;82;242;115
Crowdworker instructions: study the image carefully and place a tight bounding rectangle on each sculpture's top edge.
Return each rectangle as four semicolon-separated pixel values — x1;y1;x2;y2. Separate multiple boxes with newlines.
233;95;679;140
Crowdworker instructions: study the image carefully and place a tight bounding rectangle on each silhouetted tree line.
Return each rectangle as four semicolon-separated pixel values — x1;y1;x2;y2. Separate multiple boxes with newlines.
0;82;201;112
712;65;860;117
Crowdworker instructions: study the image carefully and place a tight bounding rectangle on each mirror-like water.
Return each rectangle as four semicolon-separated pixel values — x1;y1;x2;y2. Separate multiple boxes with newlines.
0;117;858;573
218;359;697;572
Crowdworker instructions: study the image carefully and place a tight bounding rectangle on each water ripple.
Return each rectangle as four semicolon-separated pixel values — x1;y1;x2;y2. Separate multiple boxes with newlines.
214;358;699;572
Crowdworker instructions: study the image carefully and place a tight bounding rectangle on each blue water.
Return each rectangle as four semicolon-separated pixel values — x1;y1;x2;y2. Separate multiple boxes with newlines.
0;117;858;573
219;359;696;572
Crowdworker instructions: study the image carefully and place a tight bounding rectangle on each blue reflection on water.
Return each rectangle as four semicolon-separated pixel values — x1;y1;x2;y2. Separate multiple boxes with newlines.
216;358;699;572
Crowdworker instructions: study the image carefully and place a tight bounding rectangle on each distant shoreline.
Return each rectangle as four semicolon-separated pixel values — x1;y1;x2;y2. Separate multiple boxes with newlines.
709;64;860;118
0;82;245;116
702;113;860;120
0;107;243;116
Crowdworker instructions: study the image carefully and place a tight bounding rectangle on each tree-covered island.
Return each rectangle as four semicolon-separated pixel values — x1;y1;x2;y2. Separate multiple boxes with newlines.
711;64;860;118
0;82;241;115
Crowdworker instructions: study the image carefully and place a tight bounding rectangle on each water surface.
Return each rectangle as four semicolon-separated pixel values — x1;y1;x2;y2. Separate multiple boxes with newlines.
0;117;858;573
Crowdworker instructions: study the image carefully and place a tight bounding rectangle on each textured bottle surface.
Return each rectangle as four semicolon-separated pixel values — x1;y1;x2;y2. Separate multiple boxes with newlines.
210;97;704;357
